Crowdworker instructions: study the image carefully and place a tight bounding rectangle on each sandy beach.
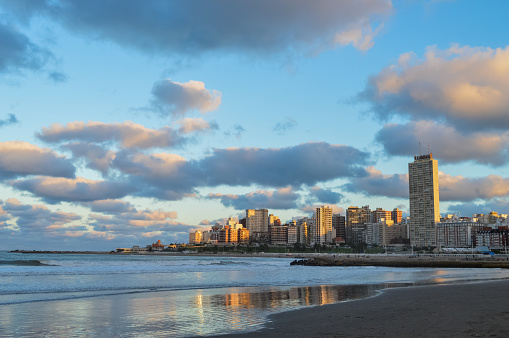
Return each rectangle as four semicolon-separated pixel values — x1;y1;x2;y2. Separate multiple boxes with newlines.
217;279;509;338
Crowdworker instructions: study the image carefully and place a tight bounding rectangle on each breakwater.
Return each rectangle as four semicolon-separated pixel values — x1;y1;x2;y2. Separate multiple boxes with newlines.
290;255;509;269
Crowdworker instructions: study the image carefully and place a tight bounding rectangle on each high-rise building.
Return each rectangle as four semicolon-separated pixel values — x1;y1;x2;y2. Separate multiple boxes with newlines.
408;153;440;247
315;206;333;244
371;208;392;223
246;209;269;241
332;214;346;241
346;205;370;242
392;208;403;223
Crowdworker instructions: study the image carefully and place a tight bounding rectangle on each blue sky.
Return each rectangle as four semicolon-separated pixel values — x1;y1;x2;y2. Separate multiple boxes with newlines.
1;0;509;250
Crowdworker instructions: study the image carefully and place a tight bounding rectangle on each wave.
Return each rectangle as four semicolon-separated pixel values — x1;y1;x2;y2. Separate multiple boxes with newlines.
0;260;54;266
210;260;252;266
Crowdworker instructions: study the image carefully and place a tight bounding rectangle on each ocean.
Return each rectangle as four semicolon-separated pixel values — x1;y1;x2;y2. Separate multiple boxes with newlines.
1;251;509;337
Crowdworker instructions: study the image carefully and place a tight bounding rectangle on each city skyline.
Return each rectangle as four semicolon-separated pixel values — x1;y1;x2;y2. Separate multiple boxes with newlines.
1;1;509;250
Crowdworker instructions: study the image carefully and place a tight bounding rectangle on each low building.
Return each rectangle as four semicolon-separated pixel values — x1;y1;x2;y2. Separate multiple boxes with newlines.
189;230;202;244
437;221;485;248
270;225;288;245
475;228;509;250
288;224;298;244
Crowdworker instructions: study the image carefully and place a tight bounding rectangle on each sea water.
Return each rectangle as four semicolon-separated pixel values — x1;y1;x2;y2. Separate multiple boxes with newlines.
1;251;509;337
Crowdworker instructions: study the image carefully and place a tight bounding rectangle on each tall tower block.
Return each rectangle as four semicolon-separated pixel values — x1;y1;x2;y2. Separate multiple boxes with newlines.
408;153;440;247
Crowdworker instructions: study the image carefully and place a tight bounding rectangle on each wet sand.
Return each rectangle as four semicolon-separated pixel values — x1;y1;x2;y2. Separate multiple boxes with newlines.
221;279;509;338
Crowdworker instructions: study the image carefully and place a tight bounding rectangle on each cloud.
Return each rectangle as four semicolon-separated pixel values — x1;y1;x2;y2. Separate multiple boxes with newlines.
84;199;135;214
10;176;135;203
1;0;392;57
359;45;509;130
208;187;300;210
344;166;509;202
0;198;193;250
150;79;222;117
177;117;217;134
300;204;344;215
37;121;191;149
63;142;116;175
445;199;509;217
344;166;408;199
0;141;75;180
376;120;509;166
0;21;54;75
89;206;187;234
47;71;67;83
308;186;344;204
439;173;509;202
0;114;18;127
3;141;370;205
112;151;196;200
334;23;384;51
196;142;370;187
110;142;369;202
2;198;81;233
273;118;297;135
224;124;245;139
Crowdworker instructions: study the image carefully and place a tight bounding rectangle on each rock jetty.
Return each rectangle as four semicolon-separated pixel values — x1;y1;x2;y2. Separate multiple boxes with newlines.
290;255;509;269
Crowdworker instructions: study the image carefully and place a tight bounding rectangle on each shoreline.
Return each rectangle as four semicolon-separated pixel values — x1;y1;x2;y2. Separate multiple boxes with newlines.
10;250;509;269
215;279;509;337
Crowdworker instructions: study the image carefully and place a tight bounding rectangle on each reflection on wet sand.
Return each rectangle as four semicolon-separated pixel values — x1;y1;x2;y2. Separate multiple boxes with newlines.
187;284;386;335
4;280;476;337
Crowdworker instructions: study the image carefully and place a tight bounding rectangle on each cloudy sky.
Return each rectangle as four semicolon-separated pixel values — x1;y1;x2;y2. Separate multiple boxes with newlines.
1;0;508;250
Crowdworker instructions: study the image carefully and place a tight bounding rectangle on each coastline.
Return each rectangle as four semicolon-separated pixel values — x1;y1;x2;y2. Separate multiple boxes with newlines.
10;250;509;269
217;279;509;338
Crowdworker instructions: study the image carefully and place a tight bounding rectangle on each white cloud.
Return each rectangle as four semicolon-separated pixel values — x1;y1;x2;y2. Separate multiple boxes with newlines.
361;45;509;130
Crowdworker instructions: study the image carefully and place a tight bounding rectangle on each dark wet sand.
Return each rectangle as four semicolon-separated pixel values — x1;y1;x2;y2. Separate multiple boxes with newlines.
220;279;509;338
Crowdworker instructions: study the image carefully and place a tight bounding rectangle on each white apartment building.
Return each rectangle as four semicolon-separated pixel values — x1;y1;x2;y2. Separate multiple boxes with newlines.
315;206;333;245
246;209;269;240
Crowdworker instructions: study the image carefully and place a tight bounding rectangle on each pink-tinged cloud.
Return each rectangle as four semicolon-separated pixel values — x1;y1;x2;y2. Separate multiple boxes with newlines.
376;120;509;166
151;79;221;117
361;45;509;130
439;173;509;202
37;121;188;149
177;117;216;134
300;204;344;215
334;23;384;51
0;141;75;179
9;176;135;203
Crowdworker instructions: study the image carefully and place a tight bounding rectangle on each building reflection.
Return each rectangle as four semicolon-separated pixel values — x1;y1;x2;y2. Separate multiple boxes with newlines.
196;284;380;314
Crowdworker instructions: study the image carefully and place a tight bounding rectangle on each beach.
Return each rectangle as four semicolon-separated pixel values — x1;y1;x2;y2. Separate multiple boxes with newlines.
3;251;509;337
222;279;509;338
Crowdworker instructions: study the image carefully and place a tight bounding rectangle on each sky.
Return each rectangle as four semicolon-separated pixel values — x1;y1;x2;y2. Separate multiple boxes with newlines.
1;0;509;250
